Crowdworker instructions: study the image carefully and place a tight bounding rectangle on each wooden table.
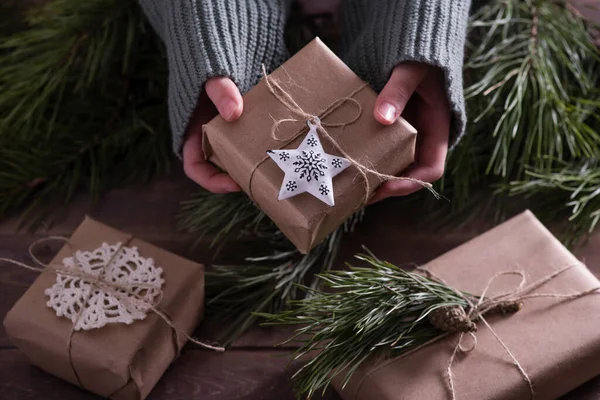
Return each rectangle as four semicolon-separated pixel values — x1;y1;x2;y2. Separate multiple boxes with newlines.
2;0;600;397
1;170;599;399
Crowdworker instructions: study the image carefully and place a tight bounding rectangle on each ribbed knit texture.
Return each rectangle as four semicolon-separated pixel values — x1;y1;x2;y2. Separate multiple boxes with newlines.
340;0;471;146
138;0;292;155
138;0;470;153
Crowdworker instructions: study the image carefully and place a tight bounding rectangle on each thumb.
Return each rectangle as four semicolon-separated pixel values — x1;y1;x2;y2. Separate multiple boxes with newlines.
374;63;428;125
205;77;244;122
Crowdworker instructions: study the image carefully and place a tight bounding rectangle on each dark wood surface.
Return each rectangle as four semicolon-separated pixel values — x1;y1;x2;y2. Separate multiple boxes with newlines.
3;0;600;398
1;170;599;400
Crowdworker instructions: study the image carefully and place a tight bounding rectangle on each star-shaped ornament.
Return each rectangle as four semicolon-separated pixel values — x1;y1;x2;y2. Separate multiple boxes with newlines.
267;119;351;206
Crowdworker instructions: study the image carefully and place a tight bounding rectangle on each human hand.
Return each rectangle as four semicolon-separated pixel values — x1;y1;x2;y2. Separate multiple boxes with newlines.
183;77;243;193
369;63;451;203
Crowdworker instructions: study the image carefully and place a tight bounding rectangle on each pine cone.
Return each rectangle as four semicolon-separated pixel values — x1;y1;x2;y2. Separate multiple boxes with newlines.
485;300;523;315
428;305;477;333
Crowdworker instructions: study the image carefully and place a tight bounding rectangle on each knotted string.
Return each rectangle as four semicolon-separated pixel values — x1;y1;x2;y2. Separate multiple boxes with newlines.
247;65;438;205
419;264;599;400
1;236;224;388
350;263;599;400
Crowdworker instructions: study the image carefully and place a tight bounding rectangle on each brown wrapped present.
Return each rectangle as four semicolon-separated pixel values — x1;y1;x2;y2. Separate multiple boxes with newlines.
3;217;206;400
334;211;600;400
203;38;417;253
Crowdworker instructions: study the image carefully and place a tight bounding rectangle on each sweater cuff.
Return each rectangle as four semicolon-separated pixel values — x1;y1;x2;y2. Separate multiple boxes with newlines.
139;0;292;156
341;0;471;147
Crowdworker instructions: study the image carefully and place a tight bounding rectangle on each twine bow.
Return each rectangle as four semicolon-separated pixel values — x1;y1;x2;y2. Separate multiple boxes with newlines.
351;263;599;400
247;65;439;205
1;236;224;391
421;264;600;400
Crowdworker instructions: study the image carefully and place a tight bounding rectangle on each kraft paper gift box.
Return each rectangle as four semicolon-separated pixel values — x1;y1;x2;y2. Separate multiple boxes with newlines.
3;217;206;400
202;38;417;254
334;211;600;400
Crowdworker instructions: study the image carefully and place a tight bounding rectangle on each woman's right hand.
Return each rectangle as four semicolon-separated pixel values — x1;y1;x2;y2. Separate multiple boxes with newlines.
182;77;243;193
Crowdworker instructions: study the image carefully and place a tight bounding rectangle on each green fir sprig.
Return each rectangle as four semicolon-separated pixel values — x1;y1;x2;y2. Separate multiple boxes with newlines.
421;0;600;237
203;211;363;346
463;0;600;178
205;228;343;346
178;191;270;249
2;0;600;350
0;0;171;226
507;158;600;245
181;0;600;346
259;253;473;399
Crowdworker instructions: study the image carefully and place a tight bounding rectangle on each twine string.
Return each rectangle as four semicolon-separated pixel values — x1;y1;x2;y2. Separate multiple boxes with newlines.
247;65;438;206
351;264;599;400
0;236;225;387
432;263;599;400
69;237;128;387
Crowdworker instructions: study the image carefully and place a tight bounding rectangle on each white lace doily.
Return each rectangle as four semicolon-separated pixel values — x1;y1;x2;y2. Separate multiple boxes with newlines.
44;242;164;331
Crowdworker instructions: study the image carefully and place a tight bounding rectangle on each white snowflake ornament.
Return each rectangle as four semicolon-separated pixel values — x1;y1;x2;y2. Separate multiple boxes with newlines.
267;119;351;206
44;243;164;331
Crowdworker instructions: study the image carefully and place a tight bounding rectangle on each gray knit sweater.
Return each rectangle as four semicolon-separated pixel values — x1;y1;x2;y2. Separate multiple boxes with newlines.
138;0;471;155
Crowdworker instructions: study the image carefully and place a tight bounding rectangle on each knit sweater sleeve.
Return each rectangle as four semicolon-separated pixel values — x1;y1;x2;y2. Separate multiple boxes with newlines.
340;0;471;147
138;0;292;155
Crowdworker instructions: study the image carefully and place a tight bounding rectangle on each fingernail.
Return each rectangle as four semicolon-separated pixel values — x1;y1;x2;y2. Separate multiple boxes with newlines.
377;103;397;123
222;100;240;121
226;181;241;192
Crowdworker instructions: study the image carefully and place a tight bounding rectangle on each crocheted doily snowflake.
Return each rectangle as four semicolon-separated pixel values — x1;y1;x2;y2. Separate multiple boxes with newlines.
44;242;164;331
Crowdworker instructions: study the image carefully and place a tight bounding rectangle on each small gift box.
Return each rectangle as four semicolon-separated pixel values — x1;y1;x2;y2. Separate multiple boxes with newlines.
334;211;600;399
3;217;206;400
203;38;417;254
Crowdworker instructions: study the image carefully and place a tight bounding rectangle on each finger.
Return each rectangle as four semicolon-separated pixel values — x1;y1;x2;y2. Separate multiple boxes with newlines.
370;97;451;203
205;77;243;122
374;63;428;125
183;130;241;193
369;164;441;203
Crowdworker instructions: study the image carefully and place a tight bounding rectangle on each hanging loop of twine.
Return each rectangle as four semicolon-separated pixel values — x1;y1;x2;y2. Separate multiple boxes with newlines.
247;65;439;205
1;236;224;388
420;264;600;400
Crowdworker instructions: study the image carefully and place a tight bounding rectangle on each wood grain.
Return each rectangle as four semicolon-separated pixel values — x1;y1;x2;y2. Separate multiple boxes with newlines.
2;174;600;398
2;166;600;399
0;348;597;400
0;256;295;349
0;171;280;348
0;170;268;265
2;2;600;398
0;349;340;400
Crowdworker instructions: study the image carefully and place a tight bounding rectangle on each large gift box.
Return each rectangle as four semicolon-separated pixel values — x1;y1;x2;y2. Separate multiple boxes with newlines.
203;38;417;254
3;217;206;399
334;211;600;399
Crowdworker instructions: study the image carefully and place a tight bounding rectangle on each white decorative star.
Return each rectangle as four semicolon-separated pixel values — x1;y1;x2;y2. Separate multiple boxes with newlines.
267;120;351;206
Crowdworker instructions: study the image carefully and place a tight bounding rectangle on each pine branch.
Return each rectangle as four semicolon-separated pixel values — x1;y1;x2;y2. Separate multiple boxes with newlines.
259;253;473;399
181;1;600;348
0;0;172;225
415;0;600;241
463;0;600;179
177;191;272;249
205;227;345;347
4;0;598;354
506;158;600;245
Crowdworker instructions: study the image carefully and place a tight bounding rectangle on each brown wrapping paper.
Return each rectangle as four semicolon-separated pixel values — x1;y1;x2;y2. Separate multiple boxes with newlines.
334;211;600;400
203;38;417;254
3;217;205;400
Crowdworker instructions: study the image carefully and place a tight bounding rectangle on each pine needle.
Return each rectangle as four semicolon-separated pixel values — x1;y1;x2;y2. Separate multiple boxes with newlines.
259;254;472;399
506;158;600;245
0;0;171;226
205;227;345;347
414;0;600;241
